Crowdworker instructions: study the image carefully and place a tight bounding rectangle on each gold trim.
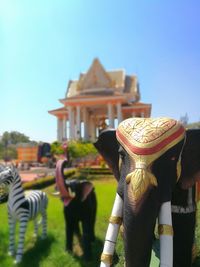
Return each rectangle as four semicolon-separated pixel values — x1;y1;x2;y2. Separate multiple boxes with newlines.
101;253;113;265
109;216;122;225
126;168;157;202
116;118;185;167
117;118;182;149
192;243;197;263
116;118;185;204
118;131;185;168
120;224;124;238
158;224;173;236
176;159;182;181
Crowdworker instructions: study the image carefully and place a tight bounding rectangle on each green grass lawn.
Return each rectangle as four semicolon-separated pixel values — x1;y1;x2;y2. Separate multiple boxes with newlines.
0;178;199;267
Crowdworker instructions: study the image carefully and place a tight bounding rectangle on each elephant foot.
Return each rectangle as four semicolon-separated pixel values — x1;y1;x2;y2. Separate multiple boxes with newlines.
113;251;119;265
90;234;96;242
82;253;92;262
65;247;73;254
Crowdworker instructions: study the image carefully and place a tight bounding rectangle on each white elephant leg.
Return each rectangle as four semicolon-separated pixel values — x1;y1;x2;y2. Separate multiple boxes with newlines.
100;193;123;267
158;201;173;267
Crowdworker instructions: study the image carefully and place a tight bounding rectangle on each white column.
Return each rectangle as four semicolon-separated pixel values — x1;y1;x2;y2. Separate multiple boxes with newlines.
72;108;75;139
57;118;63;142
57;118;60;141
66;120;69;140
89;116;96;141
117;102;122;125
68;106;75;140
83;107;89;140
140;112;144;118
76;105;81;139
62;116;67;140
132;112;136;117
107;103;114;128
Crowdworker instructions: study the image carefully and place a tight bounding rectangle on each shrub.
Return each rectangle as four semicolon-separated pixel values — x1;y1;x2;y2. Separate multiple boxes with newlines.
23;169;76;190
67;141;98;160
50;141;65;155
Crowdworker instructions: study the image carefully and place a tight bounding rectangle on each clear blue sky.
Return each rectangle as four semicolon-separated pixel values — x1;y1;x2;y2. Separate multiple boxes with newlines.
1;0;200;142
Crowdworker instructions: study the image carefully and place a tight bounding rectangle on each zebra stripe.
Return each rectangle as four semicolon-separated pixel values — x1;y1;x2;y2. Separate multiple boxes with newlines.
0;165;48;264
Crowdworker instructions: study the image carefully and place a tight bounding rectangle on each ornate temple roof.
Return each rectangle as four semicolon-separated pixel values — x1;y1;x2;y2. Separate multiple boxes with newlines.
49;58;151;121
66;58;140;100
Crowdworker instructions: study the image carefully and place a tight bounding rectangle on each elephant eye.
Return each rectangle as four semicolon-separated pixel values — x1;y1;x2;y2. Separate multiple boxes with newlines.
119;150;126;160
171;156;176;161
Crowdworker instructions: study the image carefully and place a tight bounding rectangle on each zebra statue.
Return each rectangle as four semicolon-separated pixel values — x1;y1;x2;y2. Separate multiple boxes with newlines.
0;165;48;264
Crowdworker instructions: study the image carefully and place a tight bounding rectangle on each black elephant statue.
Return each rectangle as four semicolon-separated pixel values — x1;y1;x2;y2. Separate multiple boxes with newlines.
94;117;200;267
55;159;97;260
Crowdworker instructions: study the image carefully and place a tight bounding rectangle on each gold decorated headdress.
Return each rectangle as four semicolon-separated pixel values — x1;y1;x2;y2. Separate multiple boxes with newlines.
116;117;185;203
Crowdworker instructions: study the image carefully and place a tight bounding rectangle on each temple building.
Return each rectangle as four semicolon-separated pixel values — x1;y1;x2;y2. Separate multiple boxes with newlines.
48;58;151;142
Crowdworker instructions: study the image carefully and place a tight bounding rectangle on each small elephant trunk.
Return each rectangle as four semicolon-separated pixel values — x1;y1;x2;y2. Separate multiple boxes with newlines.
55;159;72;205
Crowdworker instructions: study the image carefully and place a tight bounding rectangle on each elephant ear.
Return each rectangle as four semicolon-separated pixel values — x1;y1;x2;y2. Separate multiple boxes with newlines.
55;159;73;206
179;129;200;189
94;129;120;181
81;181;94;201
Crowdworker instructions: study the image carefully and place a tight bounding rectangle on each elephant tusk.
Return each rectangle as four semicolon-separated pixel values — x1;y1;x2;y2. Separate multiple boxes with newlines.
158;201;173;267
51;191;60;197
100;193;123;267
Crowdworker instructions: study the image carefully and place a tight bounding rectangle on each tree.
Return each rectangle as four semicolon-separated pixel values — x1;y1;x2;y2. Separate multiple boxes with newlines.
0;131;36;160
1;131;30;147
187;121;200;129
0;142;4;159
2;146;17;161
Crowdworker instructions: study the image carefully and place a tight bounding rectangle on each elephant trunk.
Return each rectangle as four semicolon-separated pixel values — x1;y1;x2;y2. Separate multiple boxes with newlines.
124;185;159;267
158;201;173;267
124;186;174;267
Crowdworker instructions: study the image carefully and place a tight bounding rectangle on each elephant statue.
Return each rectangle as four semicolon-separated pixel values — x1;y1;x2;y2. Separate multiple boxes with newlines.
94;117;200;267
55;159;97;260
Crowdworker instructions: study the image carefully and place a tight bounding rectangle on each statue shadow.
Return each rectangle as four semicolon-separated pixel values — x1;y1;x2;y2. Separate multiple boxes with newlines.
193;256;200;267
73;237;104;267
18;234;55;267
